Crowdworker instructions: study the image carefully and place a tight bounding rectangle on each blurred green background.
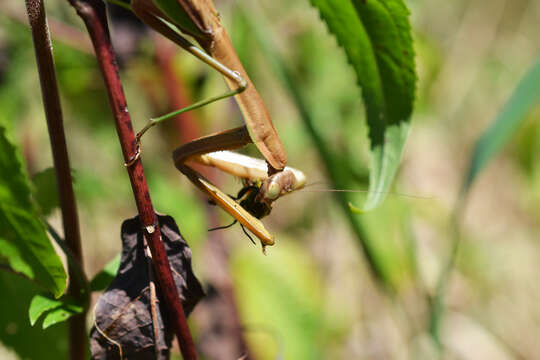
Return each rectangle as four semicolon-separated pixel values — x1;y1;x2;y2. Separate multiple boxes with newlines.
1;0;540;358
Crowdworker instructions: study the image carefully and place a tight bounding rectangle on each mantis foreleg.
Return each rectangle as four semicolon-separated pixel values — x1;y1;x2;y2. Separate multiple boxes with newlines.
172;126;275;250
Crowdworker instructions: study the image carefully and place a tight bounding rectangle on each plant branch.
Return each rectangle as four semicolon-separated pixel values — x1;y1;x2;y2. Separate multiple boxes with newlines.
24;0;87;358
65;0;197;358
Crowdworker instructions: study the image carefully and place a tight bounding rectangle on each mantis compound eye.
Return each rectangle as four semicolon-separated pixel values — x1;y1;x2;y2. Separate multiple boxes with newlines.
265;182;281;200
291;169;306;190
261;168;306;202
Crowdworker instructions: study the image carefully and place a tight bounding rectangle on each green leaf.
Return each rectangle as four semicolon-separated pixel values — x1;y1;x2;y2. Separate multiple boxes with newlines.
32;167;60;216
0;272;68;359
0;126;67;297
89;254;121;292
29;294;83;329
309;0;416;210
29;294;62;326
463;58;540;192
41;301;83;329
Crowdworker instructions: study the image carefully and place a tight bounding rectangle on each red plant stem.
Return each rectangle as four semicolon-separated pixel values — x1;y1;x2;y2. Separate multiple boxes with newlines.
24;0;86;358
66;0;197;358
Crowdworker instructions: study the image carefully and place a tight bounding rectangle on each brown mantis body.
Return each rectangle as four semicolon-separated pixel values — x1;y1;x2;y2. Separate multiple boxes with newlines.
122;0;305;251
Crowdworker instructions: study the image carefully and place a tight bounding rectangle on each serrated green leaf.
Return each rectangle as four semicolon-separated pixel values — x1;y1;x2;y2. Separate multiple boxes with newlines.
29;294;62;326
309;0;416;210
32;167;60;217
0;126;67;297
89;254;121;292
463;58;540;192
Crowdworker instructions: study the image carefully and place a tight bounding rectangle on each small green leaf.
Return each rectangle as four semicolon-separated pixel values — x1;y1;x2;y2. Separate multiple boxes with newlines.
309;0;416;210
29;295;62;326
32;167;59;217
463;58;540;192
89;254;121;292
42;301;82;329
0;126;67;297
28;294;83;329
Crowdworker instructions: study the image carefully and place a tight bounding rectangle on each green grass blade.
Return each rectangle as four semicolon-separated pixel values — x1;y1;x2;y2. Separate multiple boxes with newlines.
429;58;540;349
463;58;540;192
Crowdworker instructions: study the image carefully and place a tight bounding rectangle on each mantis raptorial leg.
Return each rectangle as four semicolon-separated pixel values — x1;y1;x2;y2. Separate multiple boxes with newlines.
171;126;305;252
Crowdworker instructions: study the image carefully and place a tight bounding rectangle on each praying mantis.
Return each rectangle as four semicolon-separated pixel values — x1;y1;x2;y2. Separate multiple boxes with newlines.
113;0;306;252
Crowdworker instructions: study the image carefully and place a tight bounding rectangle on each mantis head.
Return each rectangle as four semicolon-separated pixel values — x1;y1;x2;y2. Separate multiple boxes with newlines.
238;168;307;220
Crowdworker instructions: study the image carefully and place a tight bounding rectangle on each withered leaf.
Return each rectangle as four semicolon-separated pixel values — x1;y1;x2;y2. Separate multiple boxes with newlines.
90;214;204;359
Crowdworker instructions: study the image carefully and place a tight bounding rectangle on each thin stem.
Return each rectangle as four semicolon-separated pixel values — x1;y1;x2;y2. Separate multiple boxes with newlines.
24;0;87;358
65;0;197;358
